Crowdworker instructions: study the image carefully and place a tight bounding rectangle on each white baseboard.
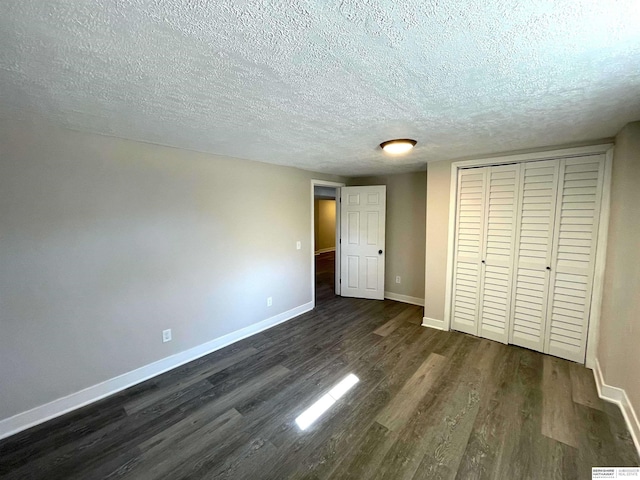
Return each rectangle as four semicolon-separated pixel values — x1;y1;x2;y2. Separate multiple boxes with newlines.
384;292;424;307
422;317;447;330
593;358;640;458
314;247;336;255
0;301;314;441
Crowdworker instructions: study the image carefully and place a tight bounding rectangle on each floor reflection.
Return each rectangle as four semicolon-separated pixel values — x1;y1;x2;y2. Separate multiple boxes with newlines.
295;373;359;430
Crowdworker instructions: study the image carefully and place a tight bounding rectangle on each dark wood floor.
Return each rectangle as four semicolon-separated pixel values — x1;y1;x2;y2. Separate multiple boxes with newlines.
0;254;637;479
315;250;336;300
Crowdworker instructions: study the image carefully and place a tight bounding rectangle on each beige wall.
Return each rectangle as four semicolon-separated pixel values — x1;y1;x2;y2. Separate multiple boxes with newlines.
597;121;640;417
314;199;336;252
351;172;426;301
424;159;455;320
0;116;344;422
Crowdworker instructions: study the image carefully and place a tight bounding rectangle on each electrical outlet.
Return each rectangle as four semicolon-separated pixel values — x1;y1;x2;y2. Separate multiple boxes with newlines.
395;276;401;284
162;329;172;343
296;241;301;250
267;297;273;307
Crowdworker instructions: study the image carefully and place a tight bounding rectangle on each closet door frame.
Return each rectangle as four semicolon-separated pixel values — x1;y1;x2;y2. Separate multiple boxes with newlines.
432;144;614;368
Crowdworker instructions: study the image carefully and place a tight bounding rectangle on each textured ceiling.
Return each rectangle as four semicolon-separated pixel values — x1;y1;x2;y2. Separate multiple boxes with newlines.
1;1;640;175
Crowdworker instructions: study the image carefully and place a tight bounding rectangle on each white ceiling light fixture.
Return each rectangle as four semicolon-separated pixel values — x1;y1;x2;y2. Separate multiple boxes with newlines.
380;139;417;155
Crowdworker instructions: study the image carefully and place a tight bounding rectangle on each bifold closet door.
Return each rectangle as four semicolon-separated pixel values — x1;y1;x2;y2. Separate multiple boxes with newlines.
509;160;560;352
544;155;605;363
451;164;520;341
477;164;520;343
451;168;486;336
451;155;605;362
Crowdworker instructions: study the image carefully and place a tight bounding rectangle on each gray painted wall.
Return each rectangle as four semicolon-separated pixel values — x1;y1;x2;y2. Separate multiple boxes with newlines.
350;172;427;301
598;121;640;420
424;159;454;320
0;117;344;421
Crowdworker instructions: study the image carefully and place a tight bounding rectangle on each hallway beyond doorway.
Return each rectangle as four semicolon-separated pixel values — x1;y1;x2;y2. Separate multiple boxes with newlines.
315;251;335;304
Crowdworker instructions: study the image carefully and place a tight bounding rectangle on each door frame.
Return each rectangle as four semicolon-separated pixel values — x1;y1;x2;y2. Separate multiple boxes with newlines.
311;179;345;308
428;143;613;367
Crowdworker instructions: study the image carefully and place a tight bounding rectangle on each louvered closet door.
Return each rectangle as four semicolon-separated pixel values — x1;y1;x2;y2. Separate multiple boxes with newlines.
509;160;560;352
477;164;520;343
451;168;487;336
544;155;605;363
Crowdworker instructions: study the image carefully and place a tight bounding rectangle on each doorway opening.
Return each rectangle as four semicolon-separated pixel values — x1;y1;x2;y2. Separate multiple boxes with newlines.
311;180;344;307
314;187;336;303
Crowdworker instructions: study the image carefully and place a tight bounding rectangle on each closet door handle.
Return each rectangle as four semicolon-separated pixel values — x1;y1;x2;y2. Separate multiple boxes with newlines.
481;260;485;264
546;266;551;270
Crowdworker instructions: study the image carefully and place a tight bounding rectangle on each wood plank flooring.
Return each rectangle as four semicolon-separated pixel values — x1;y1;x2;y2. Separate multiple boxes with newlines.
0;256;637;479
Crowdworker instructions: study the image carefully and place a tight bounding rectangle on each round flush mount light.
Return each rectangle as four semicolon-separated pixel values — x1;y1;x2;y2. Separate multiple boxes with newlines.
380;138;417;155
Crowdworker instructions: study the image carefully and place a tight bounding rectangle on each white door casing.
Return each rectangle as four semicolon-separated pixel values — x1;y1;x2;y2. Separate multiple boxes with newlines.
311;179;345;305
340;186;386;300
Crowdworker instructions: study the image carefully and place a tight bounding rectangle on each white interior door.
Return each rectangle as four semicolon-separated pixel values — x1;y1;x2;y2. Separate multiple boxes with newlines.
340;186;386;300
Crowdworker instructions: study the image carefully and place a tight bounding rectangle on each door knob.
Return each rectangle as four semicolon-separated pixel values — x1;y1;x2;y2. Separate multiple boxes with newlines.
481;260;485;264
378;250;383;254
546;266;551;270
